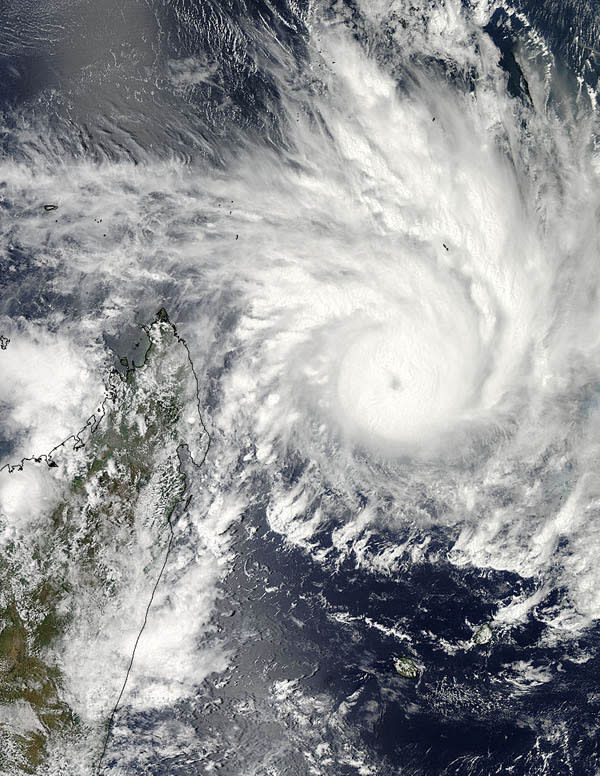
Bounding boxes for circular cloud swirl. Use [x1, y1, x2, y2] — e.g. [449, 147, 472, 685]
[1, 4, 598, 635]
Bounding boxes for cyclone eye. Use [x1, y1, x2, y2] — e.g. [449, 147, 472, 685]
[334, 309, 481, 451]
[389, 374, 403, 391]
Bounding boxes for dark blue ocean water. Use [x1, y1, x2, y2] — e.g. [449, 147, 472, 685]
[2, 1, 600, 774]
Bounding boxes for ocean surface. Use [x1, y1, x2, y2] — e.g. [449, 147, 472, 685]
[1, 1, 600, 774]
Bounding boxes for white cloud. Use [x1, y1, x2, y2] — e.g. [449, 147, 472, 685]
[0, 321, 104, 465]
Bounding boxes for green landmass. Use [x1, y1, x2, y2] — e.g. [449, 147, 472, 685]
[473, 624, 493, 646]
[393, 657, 419, 679]
[0, 312, 207, 773]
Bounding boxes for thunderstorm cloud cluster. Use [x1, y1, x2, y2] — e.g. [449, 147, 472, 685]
[2, 0, 600, 773]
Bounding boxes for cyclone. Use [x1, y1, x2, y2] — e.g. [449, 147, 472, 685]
[2, 0, 600, 774]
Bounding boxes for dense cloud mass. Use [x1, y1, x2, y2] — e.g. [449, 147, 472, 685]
[2, 0, 600, 774]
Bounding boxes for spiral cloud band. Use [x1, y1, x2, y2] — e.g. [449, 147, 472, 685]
[0, 3, 595, 623]
[2, 0, 600, 771]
